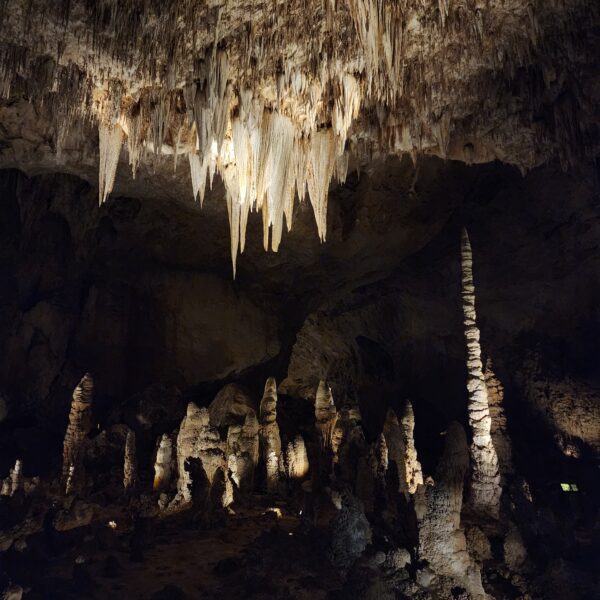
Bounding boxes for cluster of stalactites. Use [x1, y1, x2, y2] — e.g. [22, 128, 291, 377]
[95, 51, 360, 276]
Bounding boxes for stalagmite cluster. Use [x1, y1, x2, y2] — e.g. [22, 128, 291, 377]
[259, 377, 283, 493]
[176, 403, 228, 506]
[61, 373, 94, 494]
[461, 228, 502, 519]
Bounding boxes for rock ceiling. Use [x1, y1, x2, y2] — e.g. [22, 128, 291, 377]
[0, 0, 599, 272]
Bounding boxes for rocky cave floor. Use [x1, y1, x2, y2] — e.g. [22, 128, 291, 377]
[1, 157, 600, 600]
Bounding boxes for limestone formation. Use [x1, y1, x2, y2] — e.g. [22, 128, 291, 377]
[226, 411, 259, 493]
[123, 429, 137, 492]
[484, 358, 514, 477]
[460, 228, 502, 519]
[328, 490, 372, 571]
[61, 373, 94, 494]
[209, 383, 256, 428]
[315, 381, 338, 452]
[1, 1, 597, 276]
[400, 401, 423, 495]
[282, 435, 310, 481]
[176, 403, 229, 506]
[259, 377, 282, 493]
[0, 460, 23, 498]
[418, 422, 486, 599]
[153, 434, 174, 492]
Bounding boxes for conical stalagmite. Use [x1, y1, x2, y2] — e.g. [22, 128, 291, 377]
[401, 400, 423, 494]
[384, 408, 409, 496]
[259, 377, 282, 493]
[418, 422, 486, 599]
[123, 429, 137, 492]
[1, 459, 23, 497]
[227, 411, 259, 493]
[461, 228, 502, 519]
[315, 380, 338, 451]
[484, 358, 514, 478]
[62, 373, 94, 494]
[283, 434, 310, 481]
[153, 433, 173, 492]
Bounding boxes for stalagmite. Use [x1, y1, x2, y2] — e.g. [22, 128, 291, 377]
[259, 377, 282, 493]
[384, 408, 409, 496]
[401, 401, 424, 494]
[98, 122, 123, 205]
[123, 429, 137, 492]
[176, 403, 228, 506]
[226, 411, 259, 493]
[461, 228, 502, 519]
[62, 373, 94, 494]
[315, 380, 338, 451]
[153, 433, 173, 492]
[484, 358, 514, 477]
[418, 422, 486, 599]
[1, 459, 23, 497]
[283, 434, 310, 481]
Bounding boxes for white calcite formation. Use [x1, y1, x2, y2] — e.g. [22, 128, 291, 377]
[400, 400, 424, 494]
[176, 403, 228, 506]
[123, 429, 137, 492]
[484, 358, 514, 477]
[418, 422, 486, 599]
[315, 380, 338, 452]
[227, 411, 259, 493]
[61, 373, 94, 494]
[259, 377, 283, 493]
[461, 228, 502, 519]
[153, 433, 174, 492]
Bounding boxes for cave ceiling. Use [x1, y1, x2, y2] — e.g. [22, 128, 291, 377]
[0, 0, 599, 273]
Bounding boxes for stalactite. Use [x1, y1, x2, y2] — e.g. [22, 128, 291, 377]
[123, 429, 137, 492]
[62, 373, 94, 494]
[460, 228, 502, 519]
[259, 377, 282, 493]
[98, 122, 123, 205]
[153, 433, 174, 492]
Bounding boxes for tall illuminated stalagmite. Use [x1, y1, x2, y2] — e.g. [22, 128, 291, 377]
[153, 433, 173, 492]
[259, 377, 282, 493]
[460, 228, 502, 518]
[61, 373, 94, 494]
